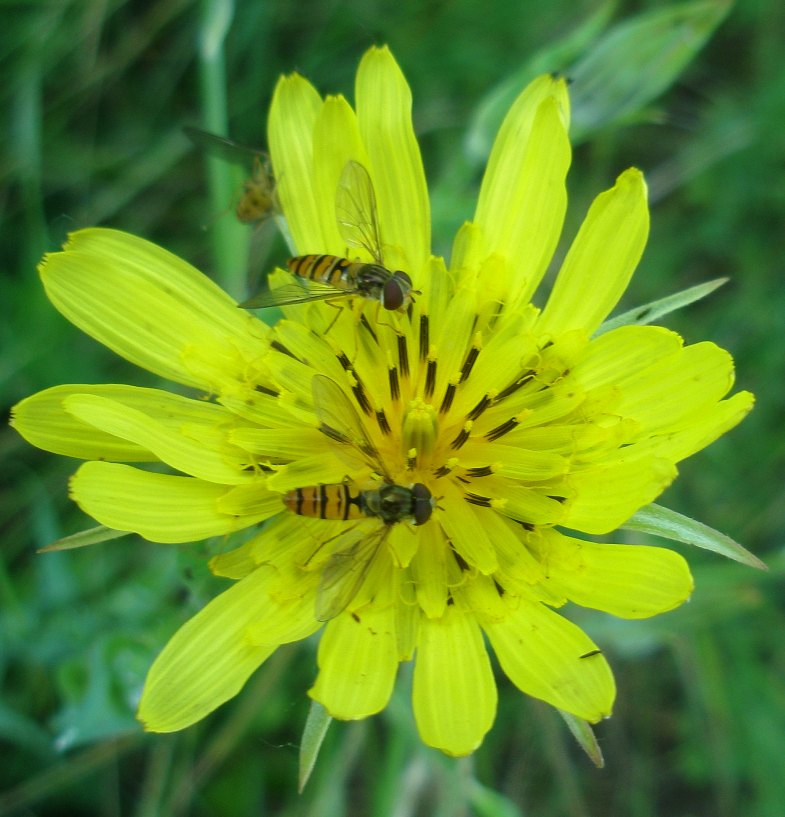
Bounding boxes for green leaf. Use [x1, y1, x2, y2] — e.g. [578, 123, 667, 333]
[623, 504, 767, 570]
[557, 709, 605, 768]
[569, 0, 734, 142]
[38, 525, 131, 552]
[298, 700, 333, 793]
[595, 277, 727, 335]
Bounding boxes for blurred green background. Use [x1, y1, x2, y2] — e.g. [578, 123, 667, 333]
[2, 0, 783, 815]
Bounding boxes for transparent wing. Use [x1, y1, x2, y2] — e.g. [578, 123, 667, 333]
[316, 523, 390, 621]
[311, 374, 387, 477]
[240, 281, 350, 309]
[335, 160, 384, 264]
[183, 126, 267, 165]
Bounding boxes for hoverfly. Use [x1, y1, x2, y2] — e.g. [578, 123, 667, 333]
[285, 375, 434, 620]
[183, 126, 277, 225]
[240, 160, 415, 312]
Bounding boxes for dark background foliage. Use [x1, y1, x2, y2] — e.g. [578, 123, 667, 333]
[2, 1, 783, 815]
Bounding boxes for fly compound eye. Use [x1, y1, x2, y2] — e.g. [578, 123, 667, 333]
[411, 483, 433, 526]
[381, 278, 404, 311]
[381, 271, 412, 311]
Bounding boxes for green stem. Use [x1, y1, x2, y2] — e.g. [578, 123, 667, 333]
[196, 0, 248, 298]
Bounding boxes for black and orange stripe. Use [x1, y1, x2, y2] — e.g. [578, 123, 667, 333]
[287, 255, 360, 290]
[283, 484, 363, 521]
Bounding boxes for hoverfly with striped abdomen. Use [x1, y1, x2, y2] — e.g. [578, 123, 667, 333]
[240, 160, 416, 313]
[183, 126, 277, 226]
[285, 375, 433, 620]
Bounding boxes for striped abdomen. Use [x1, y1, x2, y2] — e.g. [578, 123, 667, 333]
[287, 255, 363, 291]
[284, 484, 364, 521]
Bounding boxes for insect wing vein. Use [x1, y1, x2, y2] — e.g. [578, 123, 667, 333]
[241, 281, 349, 309]
[335, 160, 384, 264]
[311, 375, 387, 476]
[316, 524, 390, 621]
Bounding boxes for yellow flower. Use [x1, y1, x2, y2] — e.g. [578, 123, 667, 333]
[11, 46, 753, 756]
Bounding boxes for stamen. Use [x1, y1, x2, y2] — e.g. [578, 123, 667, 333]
[424, 358, 437, 398]
[419, 314, 429, 361]
[465, 492, 492, 507]
[467, 393, 491, 421]
[485, 417, 518, 441]
[388, 366, 400, 402]
[360, 314, 378, 343]
[352, 381, 373, 416]
[466, 465, 493, 478]
[439, 382, 456, 414]
[376, 409, 391, 435]
[450, 421, 473, 450]
[496, 371, 534, 402]
[254, 384, 279, 397]
[452, 549, 471, 572]
[459, 333, 482, 382]
[271, 340, 298, 360]
[397, 334, 409, 378]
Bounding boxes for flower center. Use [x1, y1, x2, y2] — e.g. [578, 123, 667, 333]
[401, 397, 439, 464]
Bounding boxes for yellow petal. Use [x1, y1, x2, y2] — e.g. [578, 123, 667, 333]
[539, 531, 694, 618]
[265, 454, 348, 493]
[538, 168, 649, 337]
[410, 522, 449, 618]
[615, 341, 736, 431]
[11, 384, 157, 461]
[210, 513, 333, 579]
[437, 481, 498, 573]
[637, 390, 755, 463]
[228, 426, 327, 458]
[563, 455, 676, 534]
[309, 604, 398, 719]
[575, 325, 683, 390]
[459, 441, 568, 481]
[484, 598, 615, 721]
[41, 229, 264, 389]
[245, 566, 323, 646]
[267, 73, 325, 252]
[355, 46, 430, 274]
[70, 462, 270, 542]
[413, 604, 497, 755]
[138, 569, 279, 731]
[474, 75, 570, 306]
[63, 394, 250, 484]
[311, 95, 369, 256]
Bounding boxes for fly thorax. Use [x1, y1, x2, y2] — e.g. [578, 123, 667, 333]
[366, 484, 417, 524]
[355, 264, 392, 299]
[401, 398, 438, 466]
